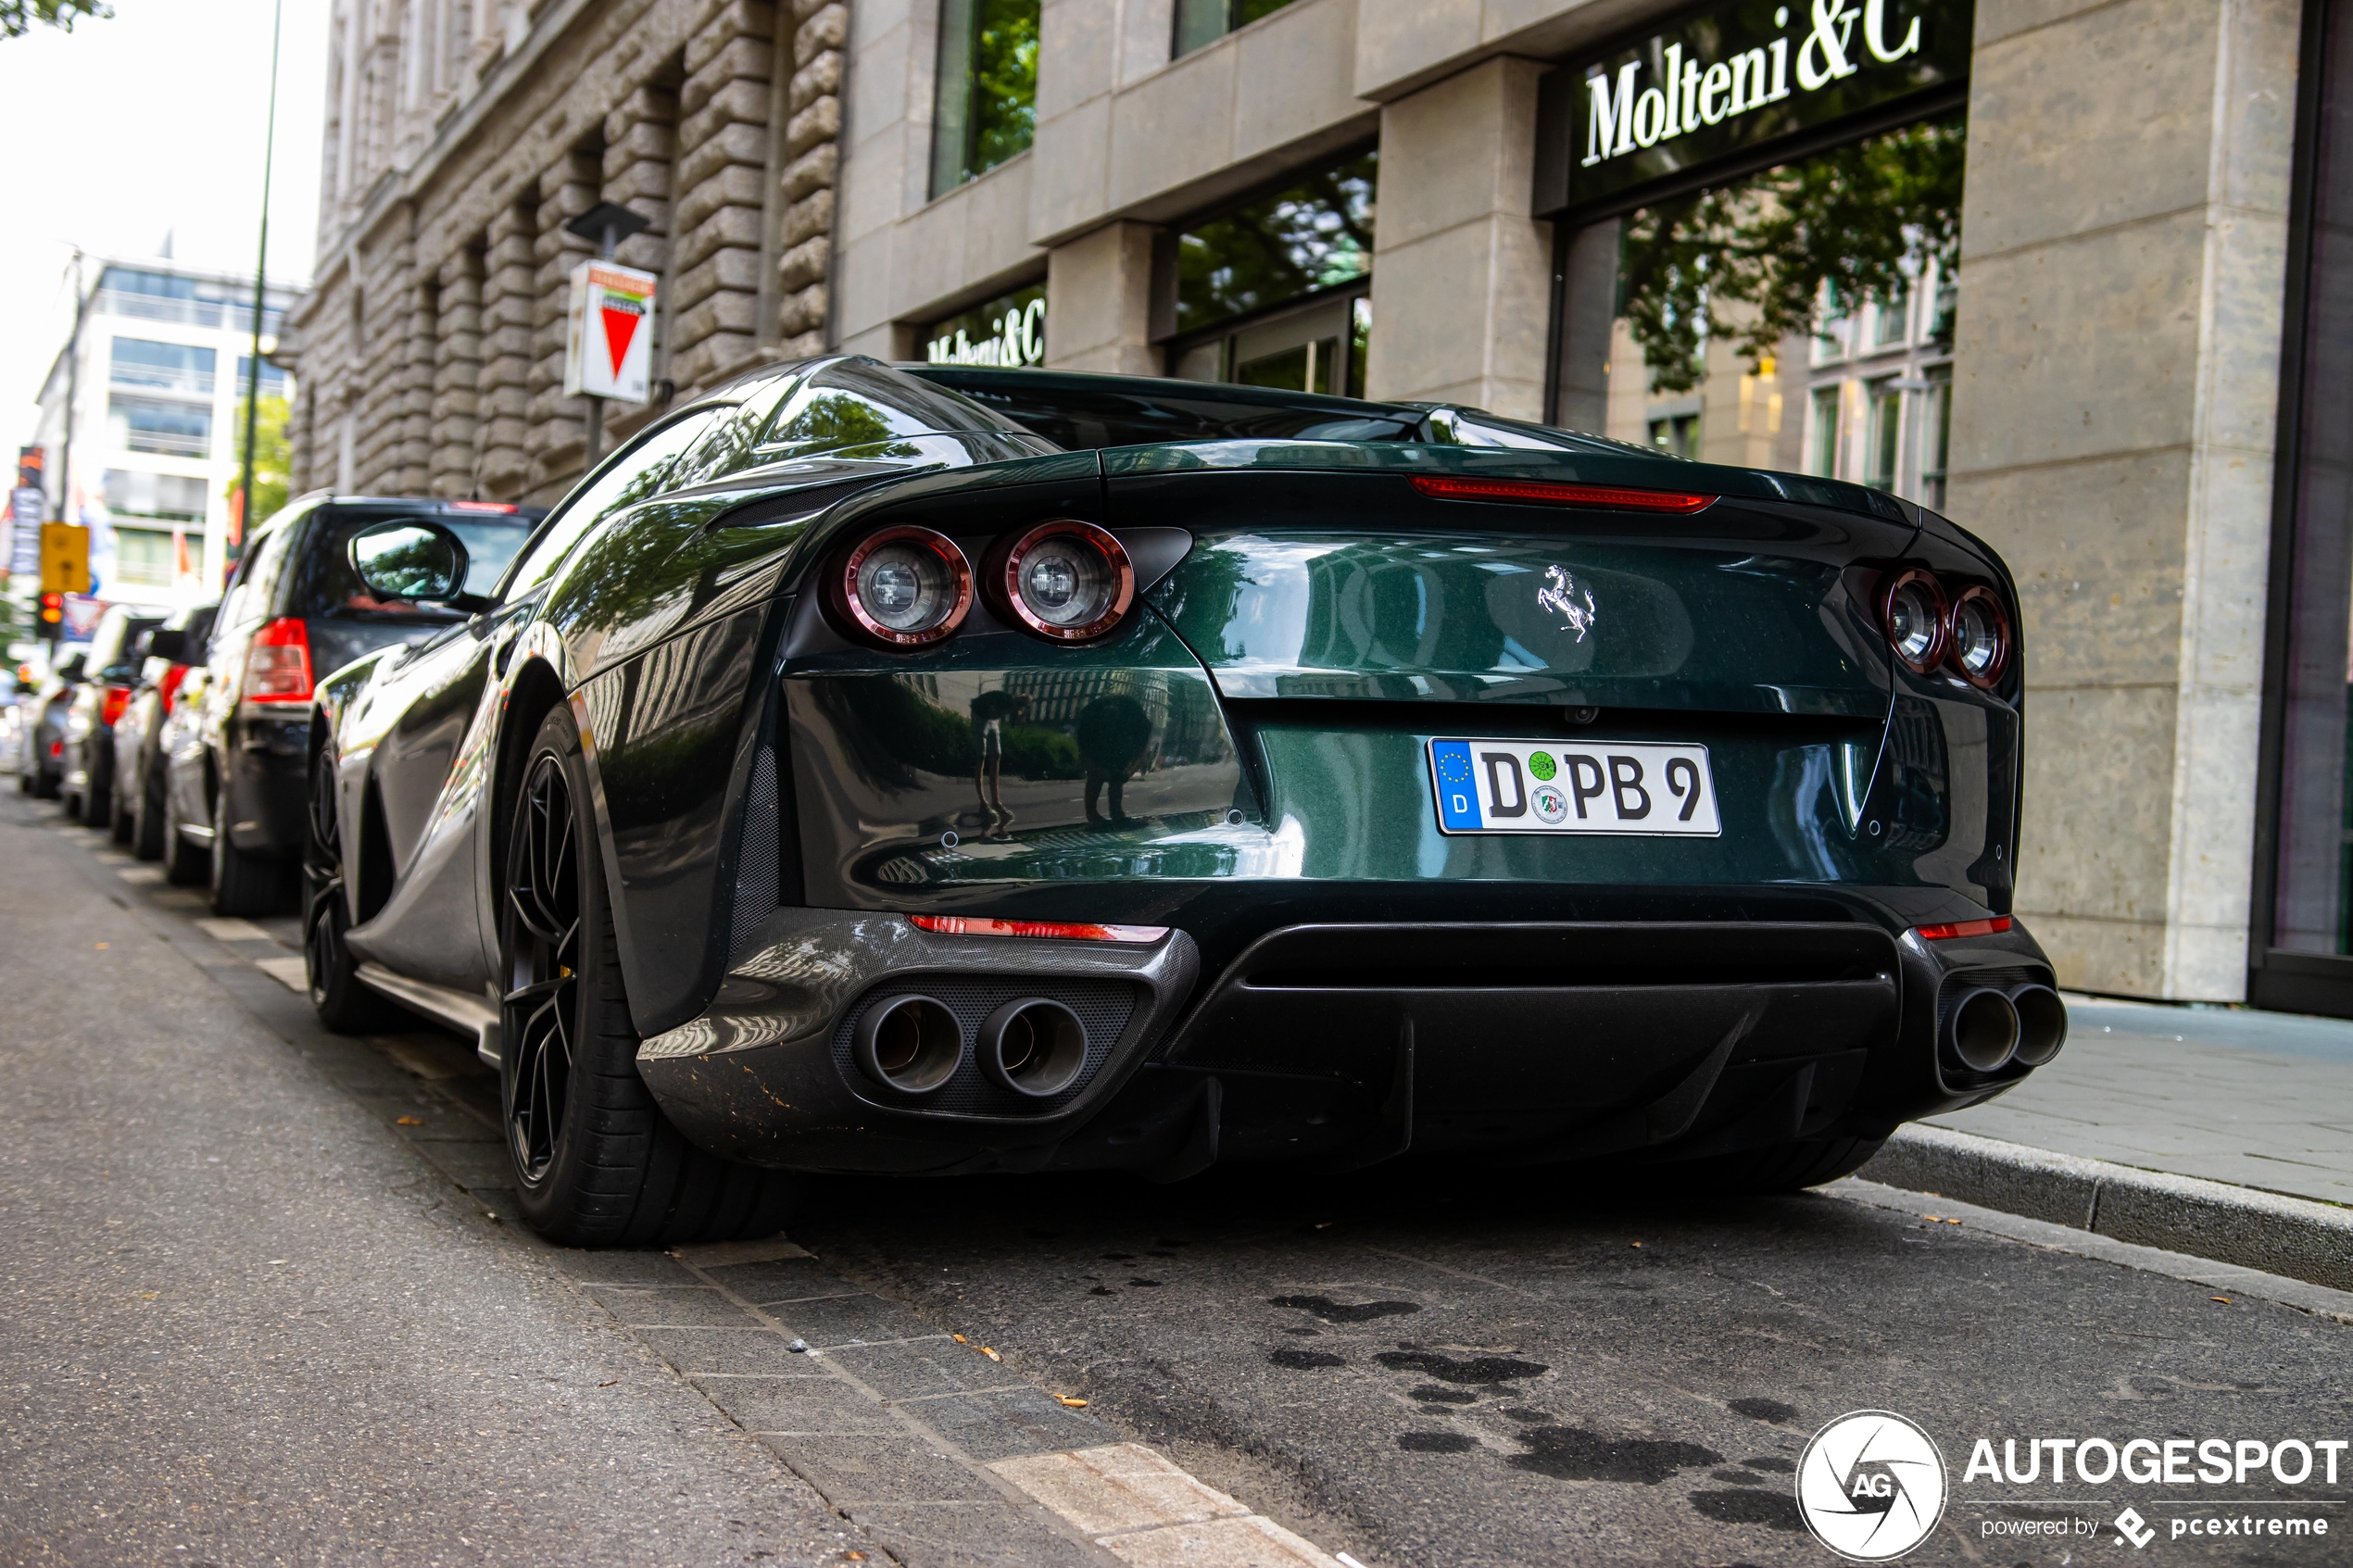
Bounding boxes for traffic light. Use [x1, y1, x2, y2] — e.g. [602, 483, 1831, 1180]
[38, 592, 63, 632]
[39, 522, 89, 596]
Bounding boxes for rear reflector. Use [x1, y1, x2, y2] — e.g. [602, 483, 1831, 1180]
[447, 500, 521, 513]
[1916, 916, 2013, 941]
[909, 915, 1168, 944]
[1410, 473, 1715, 513]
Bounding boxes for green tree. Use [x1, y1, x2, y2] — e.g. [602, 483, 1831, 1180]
[1, 0, 109, 37]
[1617, 115, 1966, 394]
[227, 395, 291, 527]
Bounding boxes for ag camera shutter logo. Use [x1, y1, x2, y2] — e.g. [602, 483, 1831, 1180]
[1796, 1410, 1949, 1560]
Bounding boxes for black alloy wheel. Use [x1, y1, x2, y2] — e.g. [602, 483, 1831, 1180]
[303, 748, 381, 1033]
[497, 704, 797, 1246]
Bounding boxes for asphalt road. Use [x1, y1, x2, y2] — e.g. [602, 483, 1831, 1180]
[4, 784, 2348, 1567]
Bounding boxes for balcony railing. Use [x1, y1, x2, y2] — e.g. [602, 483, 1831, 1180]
[95, 289, 286, 337]
[121, 431, 211, 458]
[111, 368, 216, 397]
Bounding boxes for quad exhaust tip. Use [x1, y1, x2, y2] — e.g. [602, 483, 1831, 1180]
[853, 994, 963, 1094]
[979, 998, 1088, 1098]
[2008, 983, 2068, 1066]
[1946, 987, 2020, 1073]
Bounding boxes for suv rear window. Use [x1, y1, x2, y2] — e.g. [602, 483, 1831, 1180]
[291, 508, 533, 620]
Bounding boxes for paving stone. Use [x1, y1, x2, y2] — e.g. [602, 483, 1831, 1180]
[845, 1500, 1106, 1568]
[587, 1284, 765, 1327]
[820, 1336, 1005, 1400]
[701, 1256, 850, 1303]
[769, 1290, 934, 1347]
[635, 1324, 800, 1374]
[698, 1374, 903, 1434]
[760, 1432, 1000, 1503]
[545, 1248, 706, 1286]
[915, 1386, 1115, 1462]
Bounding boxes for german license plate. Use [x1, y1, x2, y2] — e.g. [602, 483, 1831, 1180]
[1428, 738, 1721, 836]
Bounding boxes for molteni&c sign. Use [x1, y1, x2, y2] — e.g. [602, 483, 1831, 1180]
[1533, 0, 1970, 218]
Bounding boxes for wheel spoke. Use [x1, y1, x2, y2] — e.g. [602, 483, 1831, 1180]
[503, 748, 588, 1185]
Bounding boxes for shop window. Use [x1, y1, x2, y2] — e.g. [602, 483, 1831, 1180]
[1808, 387, 1842, 478]
[1648, 412, 1700, 458]
[924, 283, 1047, 367]
[1865, 378, 1903, 491]
[1174, 0, 1296, 56]
[930, 0, 1039, 197]
[1166, 148, 1376, 396]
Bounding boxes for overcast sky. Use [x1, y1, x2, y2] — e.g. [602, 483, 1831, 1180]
[0, 0, 329, 460]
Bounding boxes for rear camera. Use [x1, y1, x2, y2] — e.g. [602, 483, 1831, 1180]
[835, 527, 972, 647]
[994, 521, 1135, 642]
[1881, 569, 1948, 675]
[1948, 585, 2011, 688]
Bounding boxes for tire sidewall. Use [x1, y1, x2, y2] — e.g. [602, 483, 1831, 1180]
[504, 705, 629, 1232]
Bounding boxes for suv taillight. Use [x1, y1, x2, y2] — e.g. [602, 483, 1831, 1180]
[100, 685, 132, 728]
[245, 617, 314, 703]
[158, 665, 190, 710]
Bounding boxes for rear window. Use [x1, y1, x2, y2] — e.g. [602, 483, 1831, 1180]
[907, 368, 1425, 449]
[290, 508, 534, 621]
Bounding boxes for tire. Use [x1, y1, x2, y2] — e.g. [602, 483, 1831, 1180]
[209, 784, 281, 916]
[162, 776, 208, 884]
[304, 746, 386, 1032]
[132, 755, 167, 859]
[109, 761, 136, 844]
[1680, 1135, 1888, 1194]
[82, 753, 112, 830]
[500, 705, 797, 1247]
[31, 763, 58, 800]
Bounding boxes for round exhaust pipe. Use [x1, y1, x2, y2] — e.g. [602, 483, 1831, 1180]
[1945, 988, 2020, 1073]
[978, 998, 1088, 1098]
[853, 994, 963, 1094]
[2007, 984, 2069, 1066]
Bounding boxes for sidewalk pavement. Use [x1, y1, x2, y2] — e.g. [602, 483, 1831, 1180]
[1857, 992, 2353, 1295]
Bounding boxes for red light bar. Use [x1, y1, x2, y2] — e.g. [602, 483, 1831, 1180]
[1410, 473, 1714, 513]
[909, 915, 1168, 944]
[447, 500, 521, 513]
[1916, 916, 2013, 941]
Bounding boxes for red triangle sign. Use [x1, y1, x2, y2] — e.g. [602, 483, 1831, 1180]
[600, 306, 641, 376]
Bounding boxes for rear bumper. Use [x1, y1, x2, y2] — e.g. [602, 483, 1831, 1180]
[637, 903, 2056, 1176]
[222, 713, 310, 856]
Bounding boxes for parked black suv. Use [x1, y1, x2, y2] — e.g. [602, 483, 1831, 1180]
[166, 494, 542, 914]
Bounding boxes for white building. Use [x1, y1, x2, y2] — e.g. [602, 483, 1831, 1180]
[28, 257, 301, 612]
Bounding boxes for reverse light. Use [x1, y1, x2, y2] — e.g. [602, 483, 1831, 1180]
[244, 616, 315, 703]
[1916, 916, 2013, 941]
[833, 526, 972, 647]
[1880, 569, 1949, 675]
[100, 685, 132, 729]
[1947, 584, 2011, 688]
[1410, 474, 1715, 513]
[909, 915, 1168, 944]
[991, 520, 1135, 643]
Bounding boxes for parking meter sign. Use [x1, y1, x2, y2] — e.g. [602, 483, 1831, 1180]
[563, 260, 658, 404]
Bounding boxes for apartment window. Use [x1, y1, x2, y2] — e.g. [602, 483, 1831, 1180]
[104, 469, 210, 521]
[1919, 367, 1953, 508]
[109, 395, 211, 458]
[1809, 386, 1843, 478]
[1174, 0, 1295, 56]
[113, 525, 176, 585]
[1813, 283, 1851, 364]
[1872, 292, 1909, 348]
[111, 337, 216, 396]
[930, 0, 1039, 197]
[1864, 378, 1903, 491]
[234, 355, 290, 399]
[1647, 412, 1700, 458]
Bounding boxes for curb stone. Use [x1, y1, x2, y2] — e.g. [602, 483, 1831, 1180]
[1857, 1123, 2353, 1294]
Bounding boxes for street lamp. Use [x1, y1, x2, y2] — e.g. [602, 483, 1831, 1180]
[233, 0, 285, 573]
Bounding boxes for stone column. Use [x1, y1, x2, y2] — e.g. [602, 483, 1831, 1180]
[777, 0, 844, 356]
[429, 245, 484, 497]
[1362, 56, 1551, 415]
[528, 150, 600, 499]
[1947, 0, 2300, 1000]
[671, 0, 776, 393]
[477, 200, 537, 499]
[396, 273, 436, 495]
[1044, 220, 1158, 374]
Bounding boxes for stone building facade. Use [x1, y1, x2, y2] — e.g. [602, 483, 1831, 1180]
[283, 0, 849, 508]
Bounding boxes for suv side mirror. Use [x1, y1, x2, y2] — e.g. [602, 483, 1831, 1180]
[350, 521, 479, 608]
[145, 628, 188, 664]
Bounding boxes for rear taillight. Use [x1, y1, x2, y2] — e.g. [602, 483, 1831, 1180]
[158, 665, 189, 709]
[1917, 917, 2013, 940]
[100, 685, 132, 728]
[908, 915, 1168, 943]
[989, 521, 1135, 643]
[1879, 570, 1949, 675]
[1946, 585, 2011, 688]
[245, 617, 314, 703]
[1411, 474, 1716, 512]
[830, 527, 973, 647]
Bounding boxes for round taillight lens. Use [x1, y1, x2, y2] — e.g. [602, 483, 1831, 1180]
[1881, 569, 1949, 675]
[1948, 584, 2010, 687]
[996, 521, 1135, 642]
[835, 526, 972, 646]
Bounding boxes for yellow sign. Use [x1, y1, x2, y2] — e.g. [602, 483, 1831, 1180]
[40, 522, 89, 596]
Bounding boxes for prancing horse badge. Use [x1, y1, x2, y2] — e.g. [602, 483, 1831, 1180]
[1538, 565, 1597, 642]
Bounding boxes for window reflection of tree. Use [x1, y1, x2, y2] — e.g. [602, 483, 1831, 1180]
[1617, 116, 1964, 395]
[1176, 152, 1378, 334]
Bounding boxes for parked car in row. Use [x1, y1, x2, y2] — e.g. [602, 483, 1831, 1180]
[109, 602, 217, 857]
[59, 605, 170, 827]
[16, 652, 85, 800]
[159, 495, 541, 914]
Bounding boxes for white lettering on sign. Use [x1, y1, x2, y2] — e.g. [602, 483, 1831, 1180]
[1578, 0, 1921, 169]
[926, 296, 1046, 368]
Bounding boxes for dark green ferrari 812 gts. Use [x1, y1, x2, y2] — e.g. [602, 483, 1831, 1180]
[305, 355, 2062, 1245]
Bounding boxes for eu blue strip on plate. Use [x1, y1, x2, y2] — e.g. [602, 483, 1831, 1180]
[1429, 739, 1482, 831]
